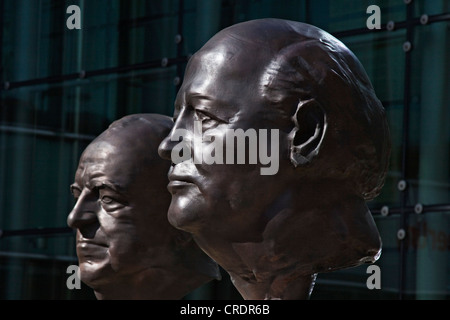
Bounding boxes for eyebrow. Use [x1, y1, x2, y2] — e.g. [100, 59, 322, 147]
[69, 183, 81, 192]
[93, 181, 124, 193]
[75, 180, 126, 195]
[177, 89, 234, 124]
[189, 92, 213, 102]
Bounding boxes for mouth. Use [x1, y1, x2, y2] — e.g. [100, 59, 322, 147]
[76, 240, 108, 259]
[167, 179, 196, 193]
[77, 240, 108, 248]
[167, 172, 198, 192]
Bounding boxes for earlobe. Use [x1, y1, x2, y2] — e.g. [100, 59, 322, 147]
[289, 99, 327, 167]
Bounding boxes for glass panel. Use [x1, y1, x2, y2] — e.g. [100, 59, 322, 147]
[0, 235, 95, 299]
[83, 0, 178, 69]
[407, 21, 450, 206]
[0, 130, 83, 230]
[0, 67, 177, 231]
[1, 1, 80, 82]
[406, 212, 450, 299]
[341, 30, 406, 208]
[309, 0, 406, 33]
[312, 214, 401, 299]
[1, 0, 179, 83]
[1, 67, 177, 131]
[414, 0, 450, 18]
[182, 0, 224, 55]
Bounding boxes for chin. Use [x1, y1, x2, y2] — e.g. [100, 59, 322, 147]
[167, 197, 204, 233]
[78, 259, 113, 288]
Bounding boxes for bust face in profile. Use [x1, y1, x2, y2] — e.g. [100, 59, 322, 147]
[159, 19, 391, 299]
[67, 113, 220, 300]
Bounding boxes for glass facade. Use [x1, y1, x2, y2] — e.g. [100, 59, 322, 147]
[0, 0, 449, 300]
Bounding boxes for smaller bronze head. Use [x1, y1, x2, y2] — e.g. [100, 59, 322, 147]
[67, 113, 220, 300]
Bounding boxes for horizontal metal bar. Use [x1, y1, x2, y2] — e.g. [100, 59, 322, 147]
[1, 56, 189, 92]
[0, 227, 73, 239]
[2, 203, 450, 239]
[0, 12, 448, 91]
[0, 124, 97, 141]
[0, 250, 77, 262]
[371, 203, 450, 216]
[334, 12, 450, 38]
[315, 277, 449, 296]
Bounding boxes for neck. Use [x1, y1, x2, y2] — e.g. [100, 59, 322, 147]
[93, 239, 221, 300]
[193, 184, 381, 300]
[230, 271, 317, 300]
[93, 267, 214, 300]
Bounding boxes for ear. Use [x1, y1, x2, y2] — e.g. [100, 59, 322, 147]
[289, 99, 327, 167]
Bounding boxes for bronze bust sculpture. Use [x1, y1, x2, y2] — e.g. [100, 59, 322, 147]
[159, 19, 391, 299]
[67, 113, 220, 300]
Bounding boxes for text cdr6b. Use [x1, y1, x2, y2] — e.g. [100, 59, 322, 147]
[224, 305, 269, 315]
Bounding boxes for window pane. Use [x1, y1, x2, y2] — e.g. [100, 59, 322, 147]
[414, 0, 450, 18]
[341, 30, 406, 208]
[407, 212, 450, 299]
[309, 0, 406, 33]
[312, 214, 402, 299]
[407, 21, 450, 206]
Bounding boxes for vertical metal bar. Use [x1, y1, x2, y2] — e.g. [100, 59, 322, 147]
[398, 1, 414, 300]
[176, 0, 184, 93]
[0, 0, 3, 83]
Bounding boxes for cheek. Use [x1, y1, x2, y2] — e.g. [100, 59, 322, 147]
[99, 208, 140, 252]
[226, 172, 268, 212]
[168, 185, 205, 231]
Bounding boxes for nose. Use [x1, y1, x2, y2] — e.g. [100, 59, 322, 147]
[158, 107, 192, 162]
[67, 190, 99, 229]
[158, 135, 175, 161]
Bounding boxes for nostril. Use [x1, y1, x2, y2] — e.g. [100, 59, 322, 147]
[67, 209, 98, 229]
[78, 220, 101, 239]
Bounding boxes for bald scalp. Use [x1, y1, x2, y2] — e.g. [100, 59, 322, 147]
[200, 18, 391, 200]
[104, 113, 173, 160]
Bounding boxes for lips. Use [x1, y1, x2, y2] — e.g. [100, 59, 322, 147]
[76, 237, 108, 257]
[167, 174, 196, 193]
[77, 241, 108, 253]
[76, 242, 108, 264]
[168, 172, 195, 183]
[77, 240, 108, 248]
[167, 163, 201, 193]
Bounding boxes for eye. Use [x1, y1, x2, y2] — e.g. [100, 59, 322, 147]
[173, 109, 180, 122]
[195, 109, 219, 131]
[98, 190, 128, 212]
[70, 185, 82, 200]
[195, 110, 211, 121]
[173, 103, 184, 122]
[101, 196, 115, 204]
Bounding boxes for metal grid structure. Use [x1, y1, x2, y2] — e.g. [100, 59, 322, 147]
[0, 0, 449, 299]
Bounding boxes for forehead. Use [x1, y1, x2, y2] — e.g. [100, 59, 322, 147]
[181, 38, 272, 101]
[75, 140, 133, 189]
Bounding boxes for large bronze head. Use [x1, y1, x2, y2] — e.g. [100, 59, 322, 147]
[67, 113, 220, 299]
[159, 19, 391, 299]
